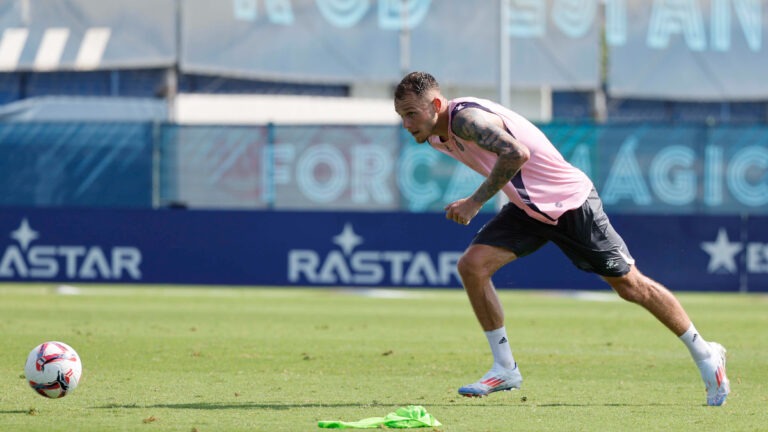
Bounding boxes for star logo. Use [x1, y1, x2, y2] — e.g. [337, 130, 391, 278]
[700, 228, 742, 274]
[10, 218, 39, 251]
[333, 223, 363, 255]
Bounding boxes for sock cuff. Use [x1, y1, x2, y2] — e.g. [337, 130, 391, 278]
[679, 322, 711, 362]
[485, 326, 506, 337]
[485, 326, 514, 369]
[679, 323, 698, 343]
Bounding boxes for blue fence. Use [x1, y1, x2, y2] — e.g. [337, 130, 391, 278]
[0, 208, 765, 292]
[0, 122, 766, 214]
[0, 122, 154, 207]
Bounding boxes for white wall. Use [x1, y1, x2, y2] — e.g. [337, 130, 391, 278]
[173, 94, 401, 125]
[174, 86, 552, 125]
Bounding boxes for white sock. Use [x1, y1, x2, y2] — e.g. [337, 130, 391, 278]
[679, 323, 711, 362]
[485, 326, 515, 370]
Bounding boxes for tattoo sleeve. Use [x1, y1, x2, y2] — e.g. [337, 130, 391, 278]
[451, 108, 529, 204]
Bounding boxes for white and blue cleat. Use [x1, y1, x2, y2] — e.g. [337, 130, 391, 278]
[458, 363, 522, 397]
[697, 342, 730, 406]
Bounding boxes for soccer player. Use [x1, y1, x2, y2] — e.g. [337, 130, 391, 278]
[393, 71, 730, 406]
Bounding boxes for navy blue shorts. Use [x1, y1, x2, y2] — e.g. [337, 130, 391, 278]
[471, 188, 634, 277]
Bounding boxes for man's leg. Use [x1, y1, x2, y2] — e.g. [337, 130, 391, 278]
[603, 266, 730, 406]
[457, 244, 516, 331]
[602, 265, 690, 335]
[455, 244, 522, 397]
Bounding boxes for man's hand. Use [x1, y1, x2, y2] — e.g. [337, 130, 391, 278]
[445, 197, 483, 226]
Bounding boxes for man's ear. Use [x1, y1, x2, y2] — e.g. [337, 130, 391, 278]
[432, 97, 442, 113]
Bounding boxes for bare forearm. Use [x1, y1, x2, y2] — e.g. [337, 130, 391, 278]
[471, 154, 524, 204]
[450, 107, 529, 204]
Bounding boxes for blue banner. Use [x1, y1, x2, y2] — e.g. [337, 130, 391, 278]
[0, 209, 765, 292]
[0, 0, 176, 70]
[593, 125, 768, 214]
[1, 122, 765, 214]
[0, 123, 153, 207]
[181, 0, 599, 88]
[608, 0, 768, 100]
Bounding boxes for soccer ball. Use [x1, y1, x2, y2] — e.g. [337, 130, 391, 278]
[24, 341, 83, 398]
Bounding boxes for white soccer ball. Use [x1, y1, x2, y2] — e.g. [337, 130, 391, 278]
[24, 341, 83, 398]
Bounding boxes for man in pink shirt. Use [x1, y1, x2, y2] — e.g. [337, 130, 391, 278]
[394, 71, 729, 406]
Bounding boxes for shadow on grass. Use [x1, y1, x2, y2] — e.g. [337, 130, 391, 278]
[92, 401, 686, 411]
[95, 402, 439, 411]
[533, 402, 689, 407]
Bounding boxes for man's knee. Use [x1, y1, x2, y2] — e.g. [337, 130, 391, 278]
[457, 252, 485, 280]
[606, 271, 654, 304]
[615, 284, 644, 304]
[457, 245, 516, 283]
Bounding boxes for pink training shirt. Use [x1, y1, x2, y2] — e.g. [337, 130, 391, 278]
[428, 97, 593, 225]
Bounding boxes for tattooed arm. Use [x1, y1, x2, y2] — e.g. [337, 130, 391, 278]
[451, 107, 530, 205]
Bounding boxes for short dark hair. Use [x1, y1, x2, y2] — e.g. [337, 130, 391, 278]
[394, 71, 439, 100]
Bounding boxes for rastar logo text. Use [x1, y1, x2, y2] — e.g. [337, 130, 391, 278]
[288, 223, 461, 286]
[0, 219, 142, 280]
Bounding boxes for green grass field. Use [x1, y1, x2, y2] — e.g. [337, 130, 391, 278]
[0, 284, 766, 431]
